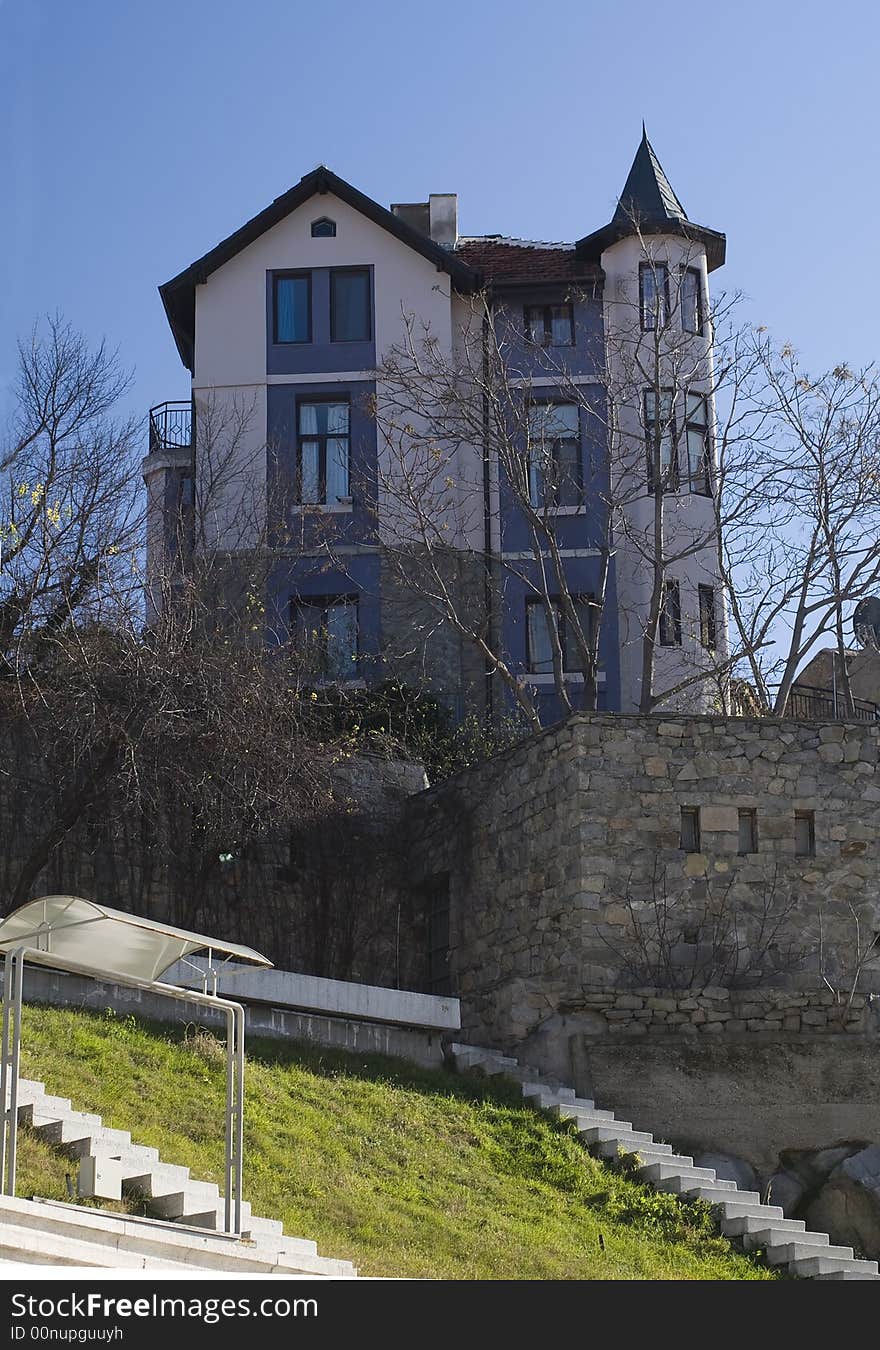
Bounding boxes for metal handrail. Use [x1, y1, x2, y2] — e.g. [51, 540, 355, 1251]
[148, 401, 192, 454]
[788, 682, 879, 722]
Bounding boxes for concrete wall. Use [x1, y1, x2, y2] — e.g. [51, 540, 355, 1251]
[19, 965, 452, 1069]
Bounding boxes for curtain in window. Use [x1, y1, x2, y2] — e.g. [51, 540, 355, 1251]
[332, 272, 369, 341]
[681, 270, 700, 333]
[326, 403, 350, 501]
[298, 403, 320, 504]
[326, 602, 357, 679]
[550, 306, 572, 345]
[528, 604, 558, 673]
[276, 277, 308, 342]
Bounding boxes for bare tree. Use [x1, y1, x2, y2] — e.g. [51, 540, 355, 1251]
[715, 341, 880, 715]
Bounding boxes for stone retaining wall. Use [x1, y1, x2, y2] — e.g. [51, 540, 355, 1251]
[572, 986, 880, 1037]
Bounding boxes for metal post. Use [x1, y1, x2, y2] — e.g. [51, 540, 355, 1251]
[0, 950, 13, 1190]
[234, 1002, 244, 1235]
[6, 950, 23, 1197]
[224, 1006, 234, 1233]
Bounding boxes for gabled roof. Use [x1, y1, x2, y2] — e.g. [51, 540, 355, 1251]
[576, 128, 726, 272]
[160, 166, 482, 372]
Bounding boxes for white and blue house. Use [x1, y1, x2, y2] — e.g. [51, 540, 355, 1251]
[145, 131, 727, 720]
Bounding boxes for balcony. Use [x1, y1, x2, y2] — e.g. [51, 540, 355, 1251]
[787, 682, 879, 723]
[148, 401, 192, 454]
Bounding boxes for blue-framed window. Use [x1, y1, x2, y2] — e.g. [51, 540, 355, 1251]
[330, 269, 371, 342]
[681, 267, 703, 334]
[292, 595, 358, 680]
[527, 402, 582, 508]
[639, 262, 670, 331]
[296, 399, 350, 504]
[526, 595, 597, 673]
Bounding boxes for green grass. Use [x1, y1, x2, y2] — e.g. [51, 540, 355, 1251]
[14, 1004, 776, 1281]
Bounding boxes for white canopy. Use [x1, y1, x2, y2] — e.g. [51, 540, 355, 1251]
[0, 895, 272, 985]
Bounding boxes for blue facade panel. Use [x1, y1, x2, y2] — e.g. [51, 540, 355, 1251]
[266, 552, 382, 676]
[266, 268, 376, 376]
[266, 380, 378, 552]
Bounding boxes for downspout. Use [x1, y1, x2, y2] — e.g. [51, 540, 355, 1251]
[481, 305, 495, 720]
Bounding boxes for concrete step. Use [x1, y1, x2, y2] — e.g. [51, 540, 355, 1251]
[521, 1084, 577, 1105]
[742, 1227, 828, 1254]
[788, 1253, 879, 1278]
[811, 1268, 880, 1280]
[638, 1161, 718, 1186]
[722, 1215, 806, 1240]
[29, 1115, 107, 1144]
[703, 1197, 785, 1221]
[122, 1161, 193, 1197]
[150, 1181, 221, 1222]
[40, 1123, 132, 1155]
[0, 1196, 354, 1275]
[19, 1099, 77, 1126]
[766, 1240, 855, 1267]
[594, 1139, 675, 1163]
[549, 1103, 616, 1125]
[660, 1175, 739, 1198]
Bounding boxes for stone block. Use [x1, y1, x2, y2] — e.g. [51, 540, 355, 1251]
[699, 806, 740, 832]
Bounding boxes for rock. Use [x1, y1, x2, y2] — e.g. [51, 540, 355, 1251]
[780, 1143, 865, 1190]
[764, 1169, 805, 1216]
[694, 1152, 757, 1193]
[807, 1145, 880, 1259]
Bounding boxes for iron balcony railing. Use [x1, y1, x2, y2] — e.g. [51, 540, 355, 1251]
[148, 401, 192, 454]
[787, 682, 879, 723]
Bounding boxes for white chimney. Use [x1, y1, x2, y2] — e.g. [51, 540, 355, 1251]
[428, 194, 458, 248]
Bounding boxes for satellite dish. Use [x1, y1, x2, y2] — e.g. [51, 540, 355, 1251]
[853, 597, 880, 650]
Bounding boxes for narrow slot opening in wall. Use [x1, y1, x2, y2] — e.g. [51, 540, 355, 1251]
[794, 810, 816, 857]
[680, 806, 700, 853]
[737, 808, 758, 855]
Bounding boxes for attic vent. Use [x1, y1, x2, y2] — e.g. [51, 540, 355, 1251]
[311, 217, 336, 238]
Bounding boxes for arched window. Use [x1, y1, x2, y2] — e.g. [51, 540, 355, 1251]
[311, 217, 336, 238]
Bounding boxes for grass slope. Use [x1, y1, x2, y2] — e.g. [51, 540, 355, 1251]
[15, 1005, 775, 1281]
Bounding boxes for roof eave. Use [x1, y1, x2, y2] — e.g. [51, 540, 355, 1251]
[575, 218, 726, 272]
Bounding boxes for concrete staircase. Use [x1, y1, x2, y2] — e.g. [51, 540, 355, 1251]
[4, 1077, 356, 1274]
[449, 1043, 880, 1282]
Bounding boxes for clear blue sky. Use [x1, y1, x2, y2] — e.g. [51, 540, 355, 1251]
[1, 0, 877, 434]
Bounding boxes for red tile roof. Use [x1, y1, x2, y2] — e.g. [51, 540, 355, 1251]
[455, 237, 602, 286]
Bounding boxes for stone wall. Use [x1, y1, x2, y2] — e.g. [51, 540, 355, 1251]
[405, 712, 880, 1050]
[569, 986, 880, 1038]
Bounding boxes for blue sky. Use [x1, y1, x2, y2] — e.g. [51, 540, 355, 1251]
[1, 0, 877, 431]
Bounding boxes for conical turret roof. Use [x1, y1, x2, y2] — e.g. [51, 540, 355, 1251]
[576, 128, 725, 271]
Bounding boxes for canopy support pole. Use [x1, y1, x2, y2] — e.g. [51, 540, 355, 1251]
[0, 947, 24, 1196]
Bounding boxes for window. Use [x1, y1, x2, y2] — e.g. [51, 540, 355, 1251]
[311, 217, 336, 238]
[274, 273, 311, 343]
[659, 579, 682, 646]
[681, 267, 703, 335]
[524, 303, 574, 347]
[526, 595, 597, 674]
[292, 597, 358, 680]
[685, 393, 712, 496]
[699, 585, 718, 651]
[680, 807, 700, 852]
[296, 400, 350, 504]
[644, 389, 678, 493]
[330, 269, 370, 342]
[795, 810, 816, 857]
[639, 262, 670, 330]
[738, 808, 758, 855]
[527, 403, 581, 508]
